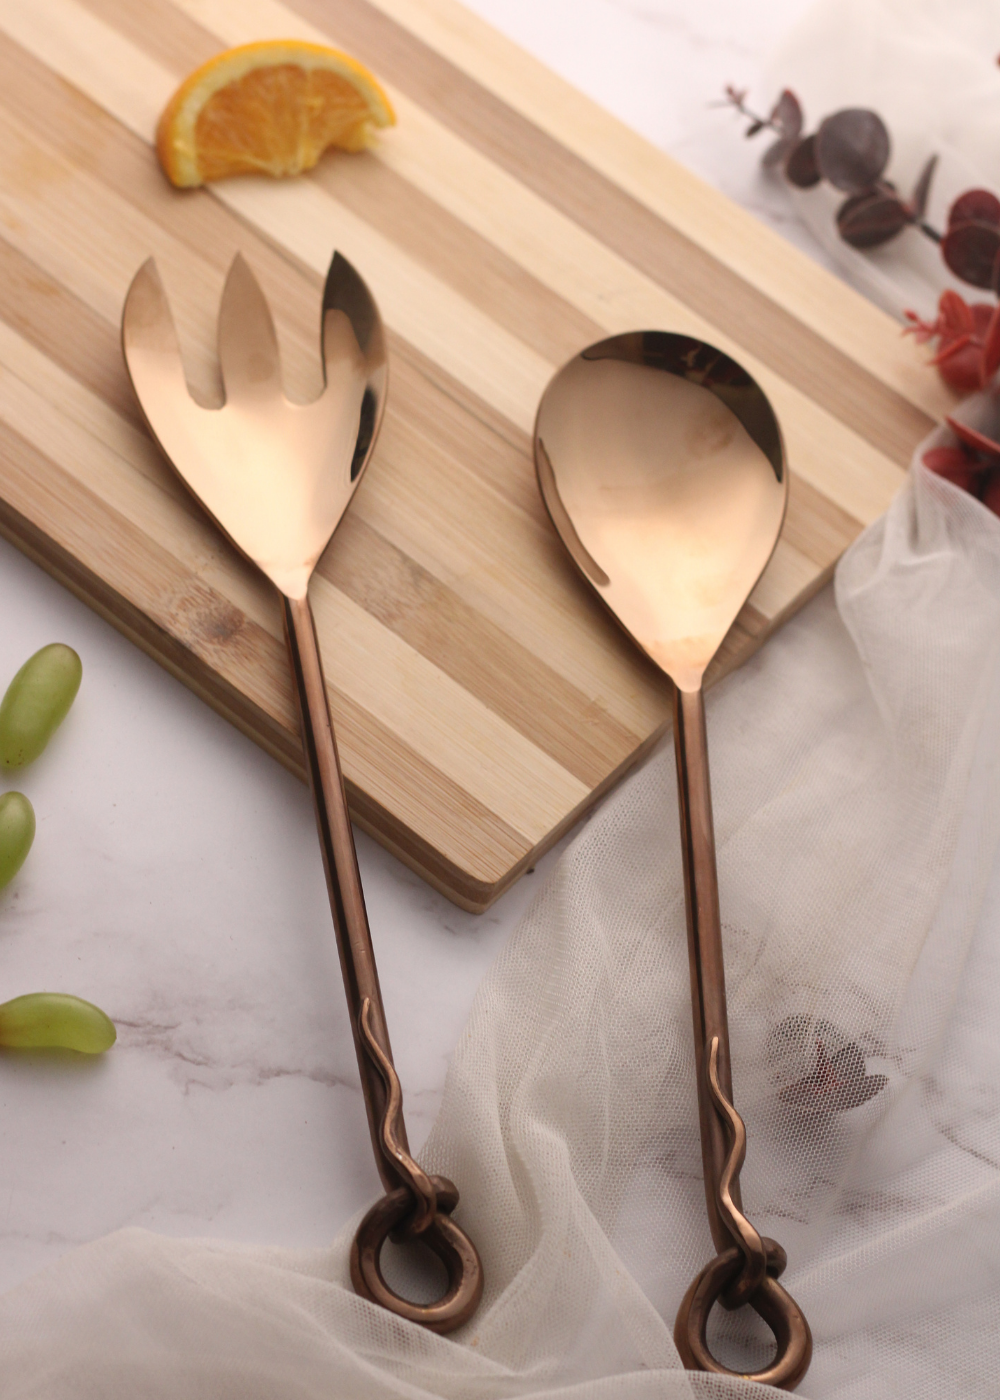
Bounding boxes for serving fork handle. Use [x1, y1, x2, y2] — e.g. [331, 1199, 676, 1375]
[283, 593, 483, 1333]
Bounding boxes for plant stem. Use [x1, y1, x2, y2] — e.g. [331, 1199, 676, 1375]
[720, 86, 779, 135]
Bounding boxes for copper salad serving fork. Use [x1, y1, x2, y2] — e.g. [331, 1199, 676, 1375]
[122, 250, 482, 1333]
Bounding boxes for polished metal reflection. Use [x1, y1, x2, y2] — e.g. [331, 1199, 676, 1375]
[535, 333, 784, 693]
[535, 331, 811, 1388]
[121, 253, 385, 600]
[122, 252, 482, 1334]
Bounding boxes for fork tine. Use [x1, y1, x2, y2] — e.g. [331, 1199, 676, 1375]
[322, 251, 386, 374]
[121, 258, 192, 413]
[317, 253, 387, 486]
[218, 253, 282, 404]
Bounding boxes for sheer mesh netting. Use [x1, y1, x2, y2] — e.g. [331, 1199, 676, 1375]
[2, 462, 999, 1398]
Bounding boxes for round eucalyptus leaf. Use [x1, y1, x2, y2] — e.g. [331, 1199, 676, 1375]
[815, 109, 890, 192]
[784, 135, 820, 188]
[948, 189, 1000, 230]
[942, 221, 1000, 289]
[836, 188, 910, 248]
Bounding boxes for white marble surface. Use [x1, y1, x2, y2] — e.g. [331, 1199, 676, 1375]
[0, 0, 830, 1297]
[460, 0, 839, 272]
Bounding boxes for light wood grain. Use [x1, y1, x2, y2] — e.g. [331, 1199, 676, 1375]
[0, 0, 946, 909]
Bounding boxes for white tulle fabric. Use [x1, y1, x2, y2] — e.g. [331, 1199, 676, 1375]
[2, 467, 1000, 1400]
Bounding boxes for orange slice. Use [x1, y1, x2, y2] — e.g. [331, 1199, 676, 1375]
[156, 39, 395, 188]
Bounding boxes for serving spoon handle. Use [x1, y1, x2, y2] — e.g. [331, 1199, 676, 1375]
[283, 594, 484, 1333]
[673, 684, 741, 1249]
[672, 683, 811, 1388]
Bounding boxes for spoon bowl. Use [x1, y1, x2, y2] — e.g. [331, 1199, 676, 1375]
[535, 332, 786, 691]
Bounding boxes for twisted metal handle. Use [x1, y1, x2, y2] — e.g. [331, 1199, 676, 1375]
[705, 1036, 766, 1310]
[358, 999, 438, 1236]
[284, 596, 483, 1333]
[672, 686, 811, 1388]
[350, 999, 484, 1333]
[674, 1037, 812, 1389]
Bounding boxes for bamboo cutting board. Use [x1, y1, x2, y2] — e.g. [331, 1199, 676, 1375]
[0, 0, 952, 910]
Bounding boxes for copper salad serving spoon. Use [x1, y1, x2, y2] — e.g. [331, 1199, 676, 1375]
[122, 250, 482, 1334]
[535, 332, 812, 1389]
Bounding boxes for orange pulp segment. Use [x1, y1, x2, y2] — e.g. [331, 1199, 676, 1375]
[156, 39, 395, 188]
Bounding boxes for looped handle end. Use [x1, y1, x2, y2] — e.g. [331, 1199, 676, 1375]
[674, 1238, 812, 1391]
[350, 1175, 484, 1334]
[352, 999, 483, 1332]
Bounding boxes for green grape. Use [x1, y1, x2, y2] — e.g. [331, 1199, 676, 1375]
[0, 993, 116, 1053]
[0, 791, 34, 888]
[0, 643, 82, 769]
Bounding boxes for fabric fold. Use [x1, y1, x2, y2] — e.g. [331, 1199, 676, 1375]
[3, 464, 1000, 1400]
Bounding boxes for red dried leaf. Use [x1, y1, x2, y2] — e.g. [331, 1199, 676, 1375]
[903, 310, 931, 342]
[903, 307, 944, 345]
[923, 445, 980, 493]
[935, 352, 981, 393]
[948, 189, 1000, 229]
[923, 445, 971, 472]
[815, 109, 890, 192]
[980, 304, 1000, 383]
[939, 288, 977, 336]
[971, 302, 998, 337]
[905, 293, 1000, 391]
[982, 467, 1000, 515]
[930, 332, 972, 364]
[945, 414, 1000, 459]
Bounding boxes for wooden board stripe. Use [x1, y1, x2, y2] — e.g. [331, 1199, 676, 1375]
[1, 0, 909, 546]
[280, 0, 943, 448]
[0, 0, 944, 909]
[339, 0, 956, 417]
